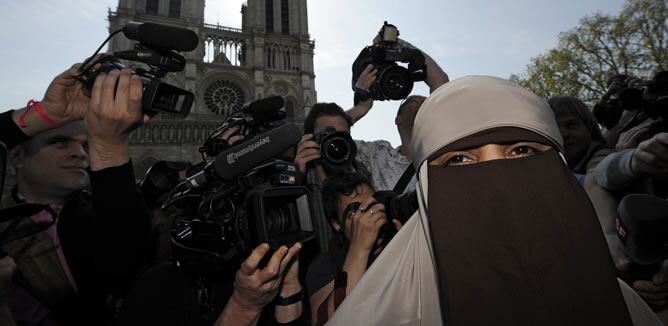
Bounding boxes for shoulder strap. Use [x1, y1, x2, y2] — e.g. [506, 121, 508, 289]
[392, 164, 415, 194]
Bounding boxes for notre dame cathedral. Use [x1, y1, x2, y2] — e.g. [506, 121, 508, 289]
[107, 0, 316, 175]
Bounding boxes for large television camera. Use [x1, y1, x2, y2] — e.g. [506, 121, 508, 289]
[155, 97, 316, 278]
[351, 21, 426, 101]
[75, 22, 198, 118]
[593, 71, 668, 134]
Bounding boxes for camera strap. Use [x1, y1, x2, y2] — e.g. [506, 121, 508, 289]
[392, 164, 415, 194]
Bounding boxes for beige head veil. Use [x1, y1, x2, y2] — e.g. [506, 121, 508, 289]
[326, 76, 658, 325]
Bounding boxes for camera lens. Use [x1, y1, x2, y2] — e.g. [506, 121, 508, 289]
[378, 66, 413, 100]
[324, 137, 351, 164]
[265, 206, 292, 234]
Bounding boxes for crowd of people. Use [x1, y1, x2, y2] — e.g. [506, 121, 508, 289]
[0, 29, 667, 326]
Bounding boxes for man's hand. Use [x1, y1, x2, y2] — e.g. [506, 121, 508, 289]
[280, 249, 301, 295]
[217, 243, 301, 326]
[40, 64, 91, 124]
[12, 63, 91, 136]
[85, 69, 147, 170]
[633, 269, 668, 310]
[231, 243, 301, 310]
[294, 134, 320, 173]
[346, 64, 377, 124]
[275, 247, 302, 324]
[355, 64, 377, 92]
[348, 198, 386, 255]
[630, 132, 668, 177]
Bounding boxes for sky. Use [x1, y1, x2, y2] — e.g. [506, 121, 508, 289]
[0, 0, 627, 146]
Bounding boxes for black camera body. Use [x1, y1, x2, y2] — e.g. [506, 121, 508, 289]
[76, 22, 197, 118]
[171, 159, 314, 278]
[594, 71, 668, 132]
[373, 190, 418, 224]
[160, 97, 314, 278]
[352, 22, 426, 101]
[312, 127, 357, 166]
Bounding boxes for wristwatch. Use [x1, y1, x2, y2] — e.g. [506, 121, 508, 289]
[354, 88, 373, 105]
[275, 289, 303, 306]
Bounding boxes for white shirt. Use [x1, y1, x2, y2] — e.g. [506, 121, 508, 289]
[354, 139, 416, 193]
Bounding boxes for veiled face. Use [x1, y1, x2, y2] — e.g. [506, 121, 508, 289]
[429, 142, 552, 166]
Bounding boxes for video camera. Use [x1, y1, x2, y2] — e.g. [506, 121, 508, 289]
[593, 71, 668, 133]
[352, 21, 426, 101]
[75, 22, 198, 118]
[153, 96, 315, 278]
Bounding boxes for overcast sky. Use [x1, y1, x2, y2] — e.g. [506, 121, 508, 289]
[0, 0, 626, 146]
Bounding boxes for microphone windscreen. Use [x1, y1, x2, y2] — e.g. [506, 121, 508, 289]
[213, 123, 301, 181]
[243, 96, 285, 118]
[617, 194, 668, 264]
[123, 22, 199, 52]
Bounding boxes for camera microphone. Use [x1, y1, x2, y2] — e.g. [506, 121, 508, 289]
[616, 193, 668, 264]
[242, 96, 286, 120]
[186, 123, 301, 189]
[122, 22, 199, 52]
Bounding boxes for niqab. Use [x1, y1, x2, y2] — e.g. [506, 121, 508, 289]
[326, 76, 657, 325]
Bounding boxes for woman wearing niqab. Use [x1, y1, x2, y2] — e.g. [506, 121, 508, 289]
[326, 76, 660, 325]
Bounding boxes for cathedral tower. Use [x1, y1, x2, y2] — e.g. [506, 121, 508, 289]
[108, 0, 316, 173]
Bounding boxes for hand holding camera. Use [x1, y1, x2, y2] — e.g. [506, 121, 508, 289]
[76, 22, 198, 118]
[85, 68, 146, 170]
[230, 243, 301, 309]
[352, 22, 427, 101]
[11, 62, 92, 137]
[630, 132, 668, 177]
[294, 134, 320, 173]
[39, 64, 91, 124]
[348, 198, 387, 255]
[294, 128, 357, 174]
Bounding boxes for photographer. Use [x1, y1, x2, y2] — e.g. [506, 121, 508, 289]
[0, 66, 152, 324]
[294, 33, 448, 192]
[305, 170, 401, 325]
[119, 117, 308, 325]
[119, 242, 304, 325]
[589, 70, 668, 319]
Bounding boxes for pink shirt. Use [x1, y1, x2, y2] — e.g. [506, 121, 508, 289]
[18, 193, 78, 293]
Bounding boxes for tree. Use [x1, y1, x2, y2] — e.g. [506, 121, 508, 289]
[510, 0, 668, 105]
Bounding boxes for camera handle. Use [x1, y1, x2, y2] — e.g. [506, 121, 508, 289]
[305, 169, 331, 252]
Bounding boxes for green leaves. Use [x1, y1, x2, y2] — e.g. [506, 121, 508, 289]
[512, 0, 668, 106]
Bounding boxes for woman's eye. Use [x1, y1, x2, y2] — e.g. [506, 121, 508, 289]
[445, 155, 473, 166]
[510, 145, 536, 157]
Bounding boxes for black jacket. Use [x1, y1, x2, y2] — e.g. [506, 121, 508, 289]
[0, 111, 152, 325]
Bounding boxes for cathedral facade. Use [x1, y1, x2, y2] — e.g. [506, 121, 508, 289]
[108, 0, 316, 175]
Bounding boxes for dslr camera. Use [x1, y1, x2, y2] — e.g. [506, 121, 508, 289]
[76, 22, 198, 118]
[312, 127, 357, 167]
[352, 22, 427, 101]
